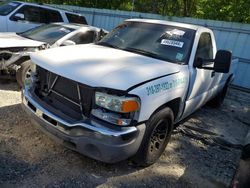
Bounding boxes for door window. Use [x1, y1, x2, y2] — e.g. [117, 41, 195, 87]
[10, 5, 41, 23]
[69, 31, 96, 44]
[10, 5, 63, 23]
[66, 13, 87, 24]
[41, 9, 63, 23]
[0, 2, 21, 16]
[195, 32, 213, 60]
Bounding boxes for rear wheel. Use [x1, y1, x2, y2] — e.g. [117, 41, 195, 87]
[16, 60, 32, 88]
[132, 107, 174, 167]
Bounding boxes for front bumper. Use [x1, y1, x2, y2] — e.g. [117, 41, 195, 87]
[22, 89, 145, 163]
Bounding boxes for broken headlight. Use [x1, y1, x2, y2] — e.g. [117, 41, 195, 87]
[91, 92, 140, 126]
[38, 44, 50, 50]
[24, 63, 37, 88]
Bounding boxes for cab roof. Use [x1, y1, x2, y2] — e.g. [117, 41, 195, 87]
[126, 19, 210, 31]
[12, 1, 81, 16]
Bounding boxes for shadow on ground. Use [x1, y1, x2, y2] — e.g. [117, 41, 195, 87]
[0, 80, 19, 91]
[0, 103, 205, 188]
[0, 87, 249, 187]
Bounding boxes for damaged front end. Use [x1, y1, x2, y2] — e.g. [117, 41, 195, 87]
[22, 65, 145, 163]
[0, 45, 47, 74]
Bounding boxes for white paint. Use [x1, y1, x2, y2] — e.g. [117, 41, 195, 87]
[29, 20, 237, 123]
[129, 69, 189, 121]
[0, 1, 86, 33]
[30, 44, 181, 91]
[0, 33, 45, 48]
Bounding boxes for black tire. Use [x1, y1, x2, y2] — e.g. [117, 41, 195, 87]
[16, 60, 32, 88]
[207, 83, 228, 108]
[242, 144, 250, 160]
[132, 107, 174, 167]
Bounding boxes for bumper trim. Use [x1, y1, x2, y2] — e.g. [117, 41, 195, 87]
[23, 89, 137, 137]
[22, 89, 146, 163]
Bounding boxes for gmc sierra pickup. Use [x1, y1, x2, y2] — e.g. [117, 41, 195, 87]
[22, 19, 237, 166]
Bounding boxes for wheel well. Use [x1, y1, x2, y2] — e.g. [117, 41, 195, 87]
[152, 98, 181, 120]
[15, 56, 30, 66]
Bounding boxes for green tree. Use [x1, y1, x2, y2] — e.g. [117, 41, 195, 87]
[22, 0, 250, 23]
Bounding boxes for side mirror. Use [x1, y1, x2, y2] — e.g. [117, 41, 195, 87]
[61, 40, 76, 46]
[13, 13, 25, 21]
[214, 50, 232, 73]
[194, 50, 232, 73]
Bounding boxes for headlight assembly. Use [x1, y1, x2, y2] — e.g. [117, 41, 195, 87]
[92, 92, 140, 126]
[95, 92, 140, 113]
[91, 109, 133, 126]
[24, 63, 37, 88]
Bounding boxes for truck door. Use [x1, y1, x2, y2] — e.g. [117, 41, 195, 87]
[182, 32, 217, 118]
[7, 5, 63, 33]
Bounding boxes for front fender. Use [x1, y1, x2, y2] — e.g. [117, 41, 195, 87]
[128, 69, 189, 122]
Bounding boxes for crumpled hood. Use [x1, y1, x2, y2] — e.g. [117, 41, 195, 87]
[0, 33, 45, 48]
[30, 44, 181, 90]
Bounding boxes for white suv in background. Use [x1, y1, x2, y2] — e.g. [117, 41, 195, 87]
[0, 1, 88, 32]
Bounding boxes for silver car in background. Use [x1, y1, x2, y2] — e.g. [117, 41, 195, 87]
[0, 23, 108, 85]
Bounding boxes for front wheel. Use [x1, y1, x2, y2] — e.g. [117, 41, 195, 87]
[16, 60, 32, 88]
[132, 107, 174, 167]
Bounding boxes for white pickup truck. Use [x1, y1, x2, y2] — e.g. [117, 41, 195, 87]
[22, 19, 237, 166]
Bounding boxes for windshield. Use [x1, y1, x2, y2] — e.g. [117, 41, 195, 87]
[0, 2, 21, 16]
[19, 24, 75, 44]
[98, 21, 196, 64]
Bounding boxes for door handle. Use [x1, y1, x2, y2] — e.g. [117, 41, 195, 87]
[211, 71, 215, 78]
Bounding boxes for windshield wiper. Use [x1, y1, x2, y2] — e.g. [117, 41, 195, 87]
[97, 41, 120, 49]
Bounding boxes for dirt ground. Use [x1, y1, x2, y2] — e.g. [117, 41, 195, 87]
[0, 81, 249, 188]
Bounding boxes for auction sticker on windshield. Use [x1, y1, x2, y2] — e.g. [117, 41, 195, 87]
[166, 29, 185, 36]
[161, 39, 184, 48]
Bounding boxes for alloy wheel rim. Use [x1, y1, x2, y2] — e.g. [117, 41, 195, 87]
[149, 119, 169, 154]
[25, 69, 32, 80]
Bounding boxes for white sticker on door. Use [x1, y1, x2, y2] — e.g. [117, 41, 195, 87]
[161, 39, 184, 48]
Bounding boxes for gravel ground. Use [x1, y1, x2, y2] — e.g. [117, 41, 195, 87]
[0, 81, 249, 188]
